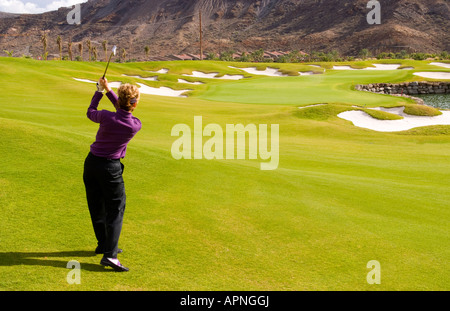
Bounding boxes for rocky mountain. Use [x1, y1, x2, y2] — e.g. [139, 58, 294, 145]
[0, 0, 448, 60]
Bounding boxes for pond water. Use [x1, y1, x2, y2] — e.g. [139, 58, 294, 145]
[415, 94, 450, 110]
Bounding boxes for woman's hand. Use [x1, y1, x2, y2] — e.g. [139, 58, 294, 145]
[99, 78, 112, 93]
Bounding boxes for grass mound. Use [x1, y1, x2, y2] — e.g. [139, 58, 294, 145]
[362, 108, 404, 120]
[295, 103, 353, 120]
[398, 125, 450, 136]
[403, 104, 443, 116]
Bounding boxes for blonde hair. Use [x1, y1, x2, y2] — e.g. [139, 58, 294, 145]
[117, 83, 140, 112]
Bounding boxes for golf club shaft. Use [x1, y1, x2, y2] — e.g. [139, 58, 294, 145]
[102, 52, 114, 79]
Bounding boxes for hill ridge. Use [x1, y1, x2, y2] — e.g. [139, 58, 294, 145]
[0, 0, 448, 60]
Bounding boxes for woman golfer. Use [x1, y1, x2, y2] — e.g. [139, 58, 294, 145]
[83, 78, 141, 272]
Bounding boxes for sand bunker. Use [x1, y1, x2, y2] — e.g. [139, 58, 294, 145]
[338, 106, 450, 132]
[74, 78, 97, 83]
[229, 66, 289, 77]
[122, 74, 158, 81]
[229, 66, 320, 76]
[136, 83, 189, 98]
[73, 78, 189, 97]
[147, 68, 169, 74]
[182, 71, 244, 80]
[430, 62, 450, 69]
[298, 71, 315, 75]
[177, 79, 204, 85]
[413, 72, 450, 80]
[73, 78, 122, 88]
[217, 74, 245, 80]
[332, 66, 359, 70]
[333, 64, 402, 70]
[298, 104, 328, 109]
[366, 64, 402, 70]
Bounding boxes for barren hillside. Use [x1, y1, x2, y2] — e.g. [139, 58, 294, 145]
[0, 0, 448, 60]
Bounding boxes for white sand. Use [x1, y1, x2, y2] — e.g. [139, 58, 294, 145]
[365, 64, 401, 70]
[108, 82, 123, 88]
[333, 64, 402, 70]
[147, 68, 169, 74]
[230, 66, 319, 76]
[73, 78, 189, 97]
[73, 78, 122, 88]
[219, 74, 245, 80]
[298, 104, 328, 109]
[122, 74, 158, 81]
[338, 106, 450, 132]
[430, 62, 450, 69]
[136, 83, 189, 97]
[74, 78, 96, 84]
[183, 71, 219, 79]
[182, 71, 244, 80]
[177, 79, 204, 85]
[413, 72, 450, 80]
[229, 66, 289, 77]
[332, 65, 358, 70]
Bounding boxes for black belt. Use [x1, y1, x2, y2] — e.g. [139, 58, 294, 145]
[88, 152, 120, 162]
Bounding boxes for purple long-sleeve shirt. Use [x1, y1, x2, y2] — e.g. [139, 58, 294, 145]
[87, 90, 142, 159]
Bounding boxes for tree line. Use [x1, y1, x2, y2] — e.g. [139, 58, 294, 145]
[37, 33, 140, 62]
[3, 32, 449, 63]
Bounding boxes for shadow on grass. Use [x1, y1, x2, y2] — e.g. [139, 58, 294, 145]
[0, 250, 112, 272]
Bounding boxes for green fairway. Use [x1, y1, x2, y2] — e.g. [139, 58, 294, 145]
[0, 57, 449, 291]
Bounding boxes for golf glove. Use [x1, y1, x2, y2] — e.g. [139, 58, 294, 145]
[96, 82, 105, 93]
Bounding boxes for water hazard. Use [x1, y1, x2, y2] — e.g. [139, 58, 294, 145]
[415, 94, 450, 110]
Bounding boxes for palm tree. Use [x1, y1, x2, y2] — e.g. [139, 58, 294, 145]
[102, 40, 108, 62]
[56, 35, 62, 60]
[220, 50, 235, 62]
[206, 52, 217, 60]
[92, 46, 98, 61]
[78, 42, 83, 61]
[144, 45, 150, 60]
[238, 52, 250, 62]
[86, 39, 92, 62]
[68, 40, 73, 61]
[251, 49, 265, 62]
[121, 48, 126, 63]
[359, 49, 370, 60]
[3, 50, 13, 57]
[41, 32, 48, 60]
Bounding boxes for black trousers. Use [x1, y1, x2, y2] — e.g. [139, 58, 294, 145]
[83, 152, 126, 258]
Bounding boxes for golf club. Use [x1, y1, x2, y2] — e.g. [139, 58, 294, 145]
[102, 45, 117, 79]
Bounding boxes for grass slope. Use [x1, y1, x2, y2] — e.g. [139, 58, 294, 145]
[0, 58, 449, 291]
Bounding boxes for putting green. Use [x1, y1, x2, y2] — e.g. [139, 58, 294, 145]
[0, 57, 449, 291]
